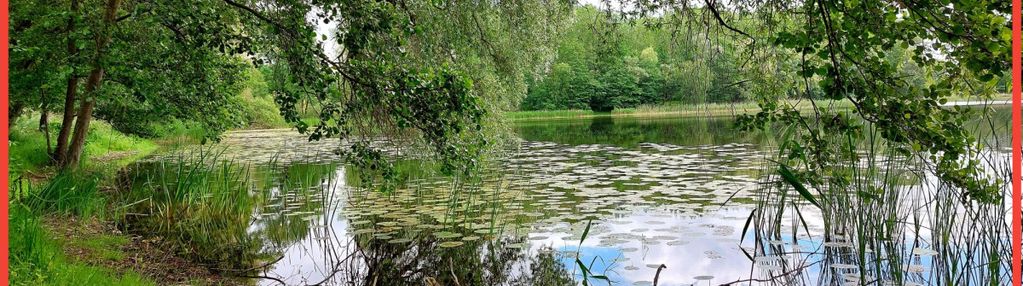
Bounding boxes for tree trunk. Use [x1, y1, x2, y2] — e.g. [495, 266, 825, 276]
[54, 0, 81, 164]
[39, 91, 52, 156]
[62, 0, 121, 169]
[64, 90, 95, 169]
[54, 77, 79, 163]
[9, 103, 24, 127]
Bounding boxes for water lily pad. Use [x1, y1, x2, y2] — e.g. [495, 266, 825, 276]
[389, 238, 413, 244]
[666, 240, 689, 246]
[505, 243, 528, 249]
[352, 229, 375, 235]
[905, 264, 926, 273]
[434, 231, 462, 239]
[439, 241, 465, 248]
[831, 264, 858, 270]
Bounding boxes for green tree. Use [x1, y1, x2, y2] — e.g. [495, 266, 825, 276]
[10, 0, 258, 168]
[11, 0, 571, 172]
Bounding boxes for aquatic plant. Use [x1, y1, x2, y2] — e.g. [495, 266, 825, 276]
[115, 148, 262, 270]
[743, 106, 1012, 285]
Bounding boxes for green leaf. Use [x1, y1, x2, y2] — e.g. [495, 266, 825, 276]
[740, 208, 756, 242]
[778, 164, 821, 209]
[580, 219, 593, 243]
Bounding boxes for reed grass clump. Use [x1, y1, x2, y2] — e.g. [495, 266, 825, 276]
[16, 172, 105, 217]
[745, 108, 1012, 285]
[115, 149, 262, 270]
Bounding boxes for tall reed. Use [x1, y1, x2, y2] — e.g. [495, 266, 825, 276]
[743, 106, 1012, 285]
[115, 148, 262, 270]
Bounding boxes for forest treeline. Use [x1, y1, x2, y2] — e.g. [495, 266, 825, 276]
[521, 6, 747, 111]
[520, 5, 1011, 112]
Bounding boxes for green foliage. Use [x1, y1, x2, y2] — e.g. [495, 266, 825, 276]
[233, 69, 287, 129]
[777, 163, 821, 209]
[521, 5, 753, 111]
[728, 0, 1010, 202]
[258, 0, 569, 177]
[10, 0, 260, 141]
[12, 0, 569, 179]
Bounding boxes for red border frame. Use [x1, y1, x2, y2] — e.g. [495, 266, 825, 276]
[2, 0, 10, 283]
[1010, 0, 1018, 281]
[1013, 0, 1022, 282]
[0, 1, 1017, 286]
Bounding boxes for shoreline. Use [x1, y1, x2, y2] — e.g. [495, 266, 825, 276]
[506, 99, 1013, 122]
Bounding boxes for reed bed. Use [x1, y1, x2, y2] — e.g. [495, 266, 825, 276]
[743, 107, 1012, 285]
[115, 148, 262, 269]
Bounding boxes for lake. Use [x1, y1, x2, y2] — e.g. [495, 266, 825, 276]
[125, 110, 1013, 286]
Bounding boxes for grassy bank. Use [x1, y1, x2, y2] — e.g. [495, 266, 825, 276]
[9, 115, 161, 180]
[9, 205, 154, 286]
[506, 96, 1012, 122]
[8, 115, 164, 286]
[7, 113, 267, 286]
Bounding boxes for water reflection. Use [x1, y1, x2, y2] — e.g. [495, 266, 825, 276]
[237, 116, 779, 285]
[124, 112, 1012, 285]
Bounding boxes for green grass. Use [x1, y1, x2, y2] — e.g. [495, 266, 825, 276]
[147, 120, 212, 146]
[7, 114, 176, 286]
[6, 95, 297, 284]
[68, 234, 130, 262]
[9, 205, 155, 286]
[8, 113, 159, 178]
[17, 172, 104, 217]
[749, 116, 1013, 284]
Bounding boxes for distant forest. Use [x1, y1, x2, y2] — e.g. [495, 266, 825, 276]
[520, 5, 1012, 112]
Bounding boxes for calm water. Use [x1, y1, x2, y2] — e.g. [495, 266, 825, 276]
[135, 111, 1014, 285]
[228, 116, 782, 285]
